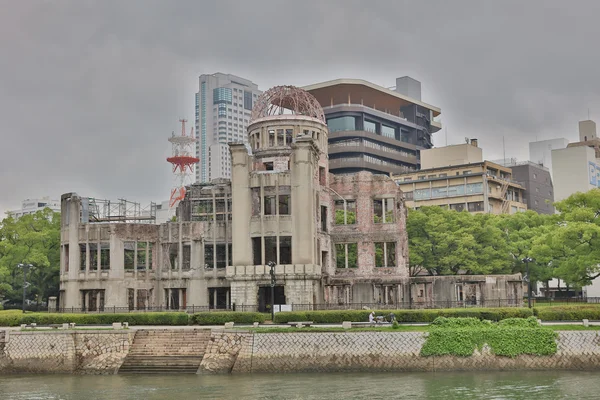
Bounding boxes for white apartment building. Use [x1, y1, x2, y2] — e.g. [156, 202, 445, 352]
[195, 73, 262, 182]
[529, 138, 569, 179]
[551, 120, 600, 202]
[8, 197, 60, 219]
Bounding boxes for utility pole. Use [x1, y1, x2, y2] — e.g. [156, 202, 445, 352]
[268, 261, 276, 322]
[18, 264, 34, 313]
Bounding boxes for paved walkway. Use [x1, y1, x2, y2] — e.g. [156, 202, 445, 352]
[3, 321, 599, 331]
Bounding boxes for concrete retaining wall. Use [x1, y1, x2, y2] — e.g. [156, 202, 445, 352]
[208, 330, 600, 374]
[2, 329, 600, 374]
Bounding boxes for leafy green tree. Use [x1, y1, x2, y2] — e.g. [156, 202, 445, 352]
[531, 189, 600, 287]
[0, 209, 60, 305]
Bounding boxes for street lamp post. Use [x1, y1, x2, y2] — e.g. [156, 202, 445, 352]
[522, 257, 533, 308]
[268, 261, 276, 322]
[17, 264, 34, 313]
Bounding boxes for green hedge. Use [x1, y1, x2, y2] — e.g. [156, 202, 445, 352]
[0, 312, 189, 327]
[273, 308, 533, 324]
[190, 312, 267, 325]
[421, 317, 557, 357]
[534, 305, 600, 321]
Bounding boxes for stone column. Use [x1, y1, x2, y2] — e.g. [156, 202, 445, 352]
[230, 144, 253, 266]
[290, 138, 317, 265]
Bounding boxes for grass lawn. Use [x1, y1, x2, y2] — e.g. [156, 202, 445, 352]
[546, 325, 600, 331]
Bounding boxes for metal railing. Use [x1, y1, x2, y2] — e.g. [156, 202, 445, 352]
[11, 297, 599, 314]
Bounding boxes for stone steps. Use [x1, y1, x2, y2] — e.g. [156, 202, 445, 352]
[118, 329, 211, 374]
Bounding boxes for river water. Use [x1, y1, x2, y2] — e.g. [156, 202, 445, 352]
[1, 371, 599, 399]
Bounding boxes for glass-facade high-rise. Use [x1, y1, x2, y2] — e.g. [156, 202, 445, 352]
[304, 77, 442, 175]
[195, 73, 262, 182]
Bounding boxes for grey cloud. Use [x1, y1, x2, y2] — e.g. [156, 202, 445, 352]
[1, 0, 599, 214]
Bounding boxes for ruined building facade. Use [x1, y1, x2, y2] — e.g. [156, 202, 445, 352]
[59, 86, 522, 311]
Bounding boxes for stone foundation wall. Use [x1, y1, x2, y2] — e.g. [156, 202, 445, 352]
[208, 330, 600, 374]
[0, 330, 133, 374]
[2, 329, 600, 374]
[198, 330, 252, 374]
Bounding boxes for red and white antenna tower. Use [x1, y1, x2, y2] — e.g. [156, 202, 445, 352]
[167, 119, 199, 207]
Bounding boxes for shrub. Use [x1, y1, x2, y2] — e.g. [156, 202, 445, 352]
[0, 312, 189, 327]
[190, 312, 266, 325]
[534, 305, 600, 321]
[421, 317, 557, 358]
[273, 307, 533, 324]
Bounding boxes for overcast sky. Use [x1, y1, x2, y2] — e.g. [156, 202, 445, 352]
[2, 0, 599, 216]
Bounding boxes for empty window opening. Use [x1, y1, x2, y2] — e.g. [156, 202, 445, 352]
[169, 244, 178, 270]
[137, 242, 148, 270]
[319, 167, 326, 186]
[279, 194, 290, 215]
[124, 242, 135, 270]
[375, 242, 396, 267]
[252, 237, 262, 265]
[321, 205, 328, 232]
[279, 236, 292, 264]
[335, 243, 358, 268]
[264, 162, 274, 171]
[264, 195, 276, 215]
[216, 243, 232, 268]
[209, 287, 229, 309]
[182, 244, 191, 270]
[268, 130, 275, 146]
[373, 198, 395, 223]
[100, 243, 110, 270]
[334, 200, 356, 225]
[80, 244, 87, 271]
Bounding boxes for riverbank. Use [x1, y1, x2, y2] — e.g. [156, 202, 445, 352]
[2, 327, 600, 374]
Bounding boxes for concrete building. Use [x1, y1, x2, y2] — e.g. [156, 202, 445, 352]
[552, 120, 600, 202]
[155, 201, 175, 224]
[59, 86, 521, 312]
[509, 163, 554, 214]
[393, 141, 528, 214]
[195, 73, 262, 183]
[529, 138, 569, 179]
[304, 76, 442, 175]
[499, 161, 555, 215]
[7, 197, 60, 219]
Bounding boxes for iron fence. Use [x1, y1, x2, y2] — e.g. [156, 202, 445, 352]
[9, 297, 600, 314]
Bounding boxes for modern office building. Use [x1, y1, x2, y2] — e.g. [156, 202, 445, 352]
[7, 197, 60, 219]
[304, 76, 441, 175]
[552, 120, 600, 202]
[528, 138, 568, 179]
[195, 73, 262, 182]
[393, 141, 528, 214]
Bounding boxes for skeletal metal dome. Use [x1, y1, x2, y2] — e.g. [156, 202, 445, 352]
[250, 85, 325, 123]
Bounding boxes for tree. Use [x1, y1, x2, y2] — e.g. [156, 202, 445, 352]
[496, 211, 555, 288]
[406, 207, 508, 276]
[531, 189, 600, 287]
[0, 209, 61, 305]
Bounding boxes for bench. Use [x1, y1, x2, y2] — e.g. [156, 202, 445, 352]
[21, 324, 62, 330]
[287, 321, 314, 327]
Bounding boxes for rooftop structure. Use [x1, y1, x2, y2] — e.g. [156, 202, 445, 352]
[304, 77, 442, 175]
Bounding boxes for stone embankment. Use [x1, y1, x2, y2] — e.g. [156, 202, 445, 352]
[2, 329, 600, 374]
